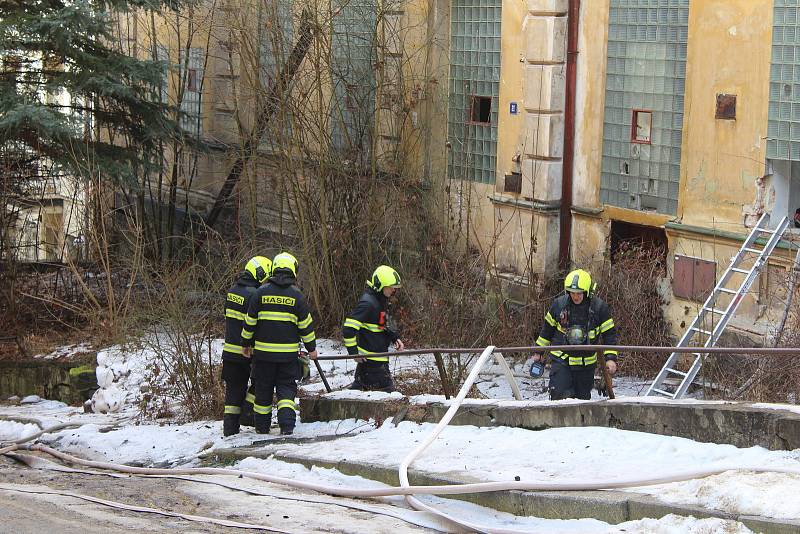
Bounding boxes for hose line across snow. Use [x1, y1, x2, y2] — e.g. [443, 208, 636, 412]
[4, 347, 800, 533]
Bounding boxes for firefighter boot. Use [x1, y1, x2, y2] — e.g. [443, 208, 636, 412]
[223, 414, 241, 437]
[254, 413, 271, 434]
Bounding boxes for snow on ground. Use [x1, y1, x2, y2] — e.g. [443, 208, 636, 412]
[258, 420, 800, 520]
[303, 342, 652, 401]
[0, 420, 39, 441]
[229, 457, 754, 534]
[33, 342, 93, 360]
[3, 337, 800, 532]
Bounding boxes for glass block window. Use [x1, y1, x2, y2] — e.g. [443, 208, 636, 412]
[179, 47, 204, 135]
[330, 0, 377, 165]
[447, 0, 502, 184]
[768, 2, 800, 160]
[600, 0, 689, 215]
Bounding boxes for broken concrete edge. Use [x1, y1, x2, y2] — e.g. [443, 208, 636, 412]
[298, 394, 800, 451]
[208, 446, 800, 533]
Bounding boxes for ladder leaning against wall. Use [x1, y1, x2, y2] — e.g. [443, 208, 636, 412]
[646, 213, 790, 399]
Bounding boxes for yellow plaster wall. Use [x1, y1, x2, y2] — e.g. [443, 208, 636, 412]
[573, 0, 610, 210]
[495, 1, 526, 190]
[678, 0, 773, 230]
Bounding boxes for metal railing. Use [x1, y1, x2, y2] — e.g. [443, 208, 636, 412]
[314, 344, 800, 398]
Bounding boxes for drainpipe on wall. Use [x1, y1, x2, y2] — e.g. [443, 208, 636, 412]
[559, 0, 580, 269]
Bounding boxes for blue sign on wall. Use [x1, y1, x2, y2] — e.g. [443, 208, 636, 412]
[510, 102, 518, 115]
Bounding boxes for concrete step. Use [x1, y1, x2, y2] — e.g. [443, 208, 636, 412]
[208, 445, 800, 534]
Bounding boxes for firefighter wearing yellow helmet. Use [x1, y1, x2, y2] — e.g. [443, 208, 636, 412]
[530, 268, 619, 400]
[343, 265, 405, 392]
[222, 255, 271, 436]
[241, 252, 317, 435]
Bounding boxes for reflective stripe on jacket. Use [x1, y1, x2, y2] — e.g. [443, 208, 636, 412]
[535, 293, 618, 366]
[223, 273, 260, 362]
[342, 288, 399, 362]
[241, 272, 316, 362]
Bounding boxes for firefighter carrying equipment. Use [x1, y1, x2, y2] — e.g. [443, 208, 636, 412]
[343, 285, 400, 363]
[536, 273, 619, 367]
[529, 360, 545, 378]
[297, 352, 311, 383]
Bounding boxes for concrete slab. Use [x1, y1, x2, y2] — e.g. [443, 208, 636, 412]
[300, 395, 800, 450]
[209, 445, 800, 533]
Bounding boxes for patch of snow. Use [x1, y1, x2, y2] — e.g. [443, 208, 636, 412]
[20, 395, 42, 404]
[0, 420, 39, 442]
[34, 342, 93, 360]
[323, 390, 405, 401]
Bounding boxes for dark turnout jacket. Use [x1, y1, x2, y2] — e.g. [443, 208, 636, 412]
[241, 271, 316, 362]
[342, 287, 399, 362]
[535, 294, 619, 367]
[222, 273, 261, 362]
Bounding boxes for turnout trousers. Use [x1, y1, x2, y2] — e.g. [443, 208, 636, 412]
[252, 360, 299, 433]
[548, 358, 595, 400]
[221, 360, 255, 436]
[350, 360, 395, 392]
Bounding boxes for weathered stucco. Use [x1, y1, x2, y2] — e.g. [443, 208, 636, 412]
[678, 0, 774, 230]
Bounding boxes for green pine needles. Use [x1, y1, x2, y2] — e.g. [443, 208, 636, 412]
[0, 0, 189, 184]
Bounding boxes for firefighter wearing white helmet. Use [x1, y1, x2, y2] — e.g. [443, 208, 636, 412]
[241, 252, 317, 435]
[530, 269, 619, 400]
[343, 265, 405, 392]
[222, 255, 271, 437]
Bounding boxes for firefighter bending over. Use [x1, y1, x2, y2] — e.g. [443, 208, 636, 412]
[222, 255, 271, 437]
[530, 269, 619, 400]
[241, 252, 317, 435]
[344, 265, 404, 392]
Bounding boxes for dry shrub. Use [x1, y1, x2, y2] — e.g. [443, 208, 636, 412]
[700, 297, 800, 403]
[133, 258, 238, 421]
[393, 366, 447, 397]
[596, 244, 674, 379]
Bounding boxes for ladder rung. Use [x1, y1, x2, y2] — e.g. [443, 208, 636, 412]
[702, 307, 724, 314]
[731, 268, 751, 274]
[651, 388, 676, 398]
[666, 368, 688, 377]
[717, 288, 736, 294]
[757, 228, 776, 235]
[690, 327, 712, 335]
[742, 247, 762, 254]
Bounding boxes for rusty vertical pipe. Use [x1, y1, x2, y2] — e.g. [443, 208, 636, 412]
[559, 0, 580, 269]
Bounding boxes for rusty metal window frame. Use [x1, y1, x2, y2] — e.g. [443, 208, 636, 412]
[631, 109, 653, 144]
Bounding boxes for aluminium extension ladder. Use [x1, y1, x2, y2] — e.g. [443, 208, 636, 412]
[646, 213, 790, 399]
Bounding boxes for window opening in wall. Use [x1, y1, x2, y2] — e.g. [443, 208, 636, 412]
[715, 93, 736, 120]
[610, 220, 667, 272]
[631, 109, 652, 144]
[470, 95, 492, 124]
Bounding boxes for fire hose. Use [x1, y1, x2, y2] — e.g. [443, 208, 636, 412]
[4, 346, 800, 533]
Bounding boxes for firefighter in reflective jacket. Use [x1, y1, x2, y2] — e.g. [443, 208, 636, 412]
[241, 252, 317, 435]
[222, 256, 271, 437]
[344, 265, 404, 392]
[530, 269, 619, 400]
